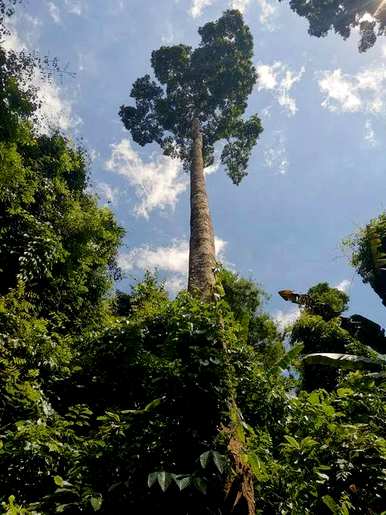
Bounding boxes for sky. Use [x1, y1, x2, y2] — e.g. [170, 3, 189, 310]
[8, 0, 386, 328]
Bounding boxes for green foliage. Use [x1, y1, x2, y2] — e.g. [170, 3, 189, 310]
[120, 9, 262, 184]
[1, 249, 291, 514]
[218, 267, 263, 321]
[291, 312, 353, 391]
[1, 495, 33, 515]
[0, 22, 122, 513]
[265, 379, 386, 513]
[288, 282, 380, 391]
[307, 282, 349, 317]
[218, 268, 283, 363]
[282, 0, 386, 52]
[0, 126, 123, 329]
[346, 212, 386, 306]
[0, 16, 124, 330]
[56, 292, 244, 513]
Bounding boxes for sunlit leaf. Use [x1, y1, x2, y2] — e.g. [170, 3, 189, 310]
[90, 495, 103, 512]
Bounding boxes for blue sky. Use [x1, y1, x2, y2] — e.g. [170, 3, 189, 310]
[9, 0, 386, 327]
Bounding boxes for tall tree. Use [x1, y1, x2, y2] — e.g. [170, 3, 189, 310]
[120, 9, 262, 298]
[281, 0, 386, 52]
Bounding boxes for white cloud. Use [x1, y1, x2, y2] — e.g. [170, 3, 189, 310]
[257, 64, 277, 90]
[256, 0, 278, 30]
[319, 70, 362, 112]
[164, 274, 187, 296]
[2, 20, 26, 53]
[319, 66, 386, 114]
[263, 130, 289, 175]
[190, 0, 213, 18]
[214, 237, 227, 261]
[119, 237, 226, 273]
[189, 0, 278, 27]
[358, 12, 376, 23]
[205, 159, 220, 175]
[273, 307, 300, 331]
[2, 13, 41, 51]
[119, 240, 189, 274]
[35, 79, 80, 133]
[2, 16, 79, 134]
[190, 0, 249, 18]
[47, 2, 61, 23]
[105, 139, 187, 218]
[335, 279, 351, 293]
[231, 0, 250, 13]
[319, 65, 386, 146]
[118, 237, 227, 295]
[105, 139, 219, 218]
[257, 62, 305, 115]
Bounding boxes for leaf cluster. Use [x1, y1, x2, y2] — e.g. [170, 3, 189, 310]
[345, 212, 386, 306]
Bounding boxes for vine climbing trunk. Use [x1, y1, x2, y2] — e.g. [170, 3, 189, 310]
[188, 118, 216, 298]
[220, 334, 256, 515]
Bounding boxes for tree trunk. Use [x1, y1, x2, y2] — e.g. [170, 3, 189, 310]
[188, 118, 216, 298]
[188, 120, 255, 513]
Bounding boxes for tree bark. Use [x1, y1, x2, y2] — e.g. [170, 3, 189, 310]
[188, 118, 216, 298]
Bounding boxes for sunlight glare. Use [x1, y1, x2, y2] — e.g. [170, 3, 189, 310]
[375, 0, 386, 16]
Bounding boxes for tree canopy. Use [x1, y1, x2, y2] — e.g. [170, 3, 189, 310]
[119, 9, 262, 185]
[282, 0, 386, 52]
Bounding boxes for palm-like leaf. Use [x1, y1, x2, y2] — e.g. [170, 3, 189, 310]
[303, 353, 384, 372]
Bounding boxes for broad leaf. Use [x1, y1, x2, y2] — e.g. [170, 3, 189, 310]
[90, 496, 103, 512]
[212, 451, 226, 474]
[199, 450, 211, 469]
[174, 475, 191, 491]
[322, 495, 338, 514]
[157, 471, 173, 492]
[303, 353, 384, 372]
[283, 435, 301, 450]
